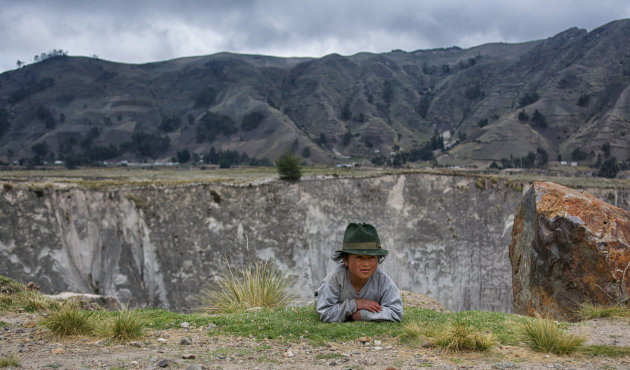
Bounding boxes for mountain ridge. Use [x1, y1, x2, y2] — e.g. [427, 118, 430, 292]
[1, 19, 629, 167]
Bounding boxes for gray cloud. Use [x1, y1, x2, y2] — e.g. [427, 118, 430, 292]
[1, 0, 629, 72]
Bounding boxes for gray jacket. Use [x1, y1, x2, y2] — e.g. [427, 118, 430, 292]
[316, 264, 404, 322]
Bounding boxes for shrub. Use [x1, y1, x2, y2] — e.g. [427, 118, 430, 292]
[276, 152, 302, 181]
[40, 304, 95, 337]
[521, 317, 585, 355]
[197, 260, 296, 314]
[98, 309, 146, 343]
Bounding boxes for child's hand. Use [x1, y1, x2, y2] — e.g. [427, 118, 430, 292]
[356, 299, 382, 313]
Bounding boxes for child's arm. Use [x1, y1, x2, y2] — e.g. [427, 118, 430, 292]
[316, 280, 357, 322]
[357, 277, 404, 322]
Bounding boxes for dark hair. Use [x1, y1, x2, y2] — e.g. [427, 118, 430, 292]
[331, 251, 386, 264]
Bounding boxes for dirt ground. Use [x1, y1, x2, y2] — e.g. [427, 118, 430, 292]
[1, 293, 630, 369]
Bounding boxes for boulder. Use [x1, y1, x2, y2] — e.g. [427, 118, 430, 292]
[510, 182, 630, 320]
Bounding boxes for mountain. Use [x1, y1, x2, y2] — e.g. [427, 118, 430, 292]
[1, 19, 630, 167]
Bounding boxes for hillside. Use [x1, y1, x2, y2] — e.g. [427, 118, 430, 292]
[1, 19, 630, 167]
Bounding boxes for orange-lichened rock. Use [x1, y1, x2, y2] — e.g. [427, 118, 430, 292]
[510, 182, 630, 320]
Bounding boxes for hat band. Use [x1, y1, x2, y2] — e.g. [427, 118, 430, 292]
[342, 242, 381, 250]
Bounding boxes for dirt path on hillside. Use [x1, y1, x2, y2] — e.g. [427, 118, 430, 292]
[1, 294, 629, 369]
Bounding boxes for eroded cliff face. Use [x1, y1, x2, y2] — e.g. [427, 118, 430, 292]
[1, 173, 628, 312]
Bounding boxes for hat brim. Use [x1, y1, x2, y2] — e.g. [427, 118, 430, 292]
[336, 248, 388, 256]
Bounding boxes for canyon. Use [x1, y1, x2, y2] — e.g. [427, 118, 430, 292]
[1, 171, 629, 312]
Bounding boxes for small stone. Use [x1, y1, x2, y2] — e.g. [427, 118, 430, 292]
[373, 346, 383, 351]
[185, 365, 205, 370]
[129, 341, 142, 348]
[181, 353, 196, 359]
[358, 336, 371, 343]
[285, 350, 294, 357]
[181, 321, 190, 328]
[329, 359, 338, 366]
[157, 358, 169, 367]
[51, 347, 65, 354]
[158, 337, 167, 343]
[374, 339, 382, 345]
[180, 337, 192, 345]
[206, 323, 217, 330]
[131, 360, 138, 365]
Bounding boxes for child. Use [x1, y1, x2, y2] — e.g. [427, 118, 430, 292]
[316, 223, 404, 322]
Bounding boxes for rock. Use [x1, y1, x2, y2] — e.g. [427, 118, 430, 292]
[180, 337, 192, 345]
[205, 323, 217, 330]
[374, 339, 382, 345]
[51, 347, 65, 354]
[180, 322, 190, 328]
[181, 354, 196, 359]
[45, 292, 121, 311]
[157, 358, 169, 367]
[358, 336, 371, 343]
[158, 338, 167, 343]
[510, 182, 630, 320]
[185, 365, 206, 370]
[129, 341, 142, 348]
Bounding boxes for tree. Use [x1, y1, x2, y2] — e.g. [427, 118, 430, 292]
[531, 110, 547, 128]
[276, 152, 302, 182]
[602, 142, 611, 158]
[176, 149, 191, 163]
[301, 146, 311, 158]
[518, 110, 529, 122]
[598, 157, 619, 178]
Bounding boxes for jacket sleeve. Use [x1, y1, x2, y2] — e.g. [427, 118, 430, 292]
[359, 277, 404, 322]
[316, 279, 357, 323]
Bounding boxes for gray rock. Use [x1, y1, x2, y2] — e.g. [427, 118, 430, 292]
[180, 337, 192, 345]
[157, 358, 169, 367]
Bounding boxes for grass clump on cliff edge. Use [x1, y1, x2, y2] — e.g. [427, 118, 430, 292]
[197, 260, 296, 314]
[0, 275, 59, 313]
[521, 317, 586, 355]
[575, 301, 630, 320]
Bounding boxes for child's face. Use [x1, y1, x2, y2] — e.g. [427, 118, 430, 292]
[343, 254, 378, 281]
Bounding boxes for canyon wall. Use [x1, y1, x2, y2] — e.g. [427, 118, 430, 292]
[1, 173, 628, 312]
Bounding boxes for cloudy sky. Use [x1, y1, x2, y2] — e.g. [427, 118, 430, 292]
[1, 0, 630, 73]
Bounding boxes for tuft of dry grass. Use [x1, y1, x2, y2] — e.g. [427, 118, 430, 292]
[197, 260, 296, 314]
[575, 302, 630, 321]
[40, 303, 95, 337]
[401, 318, 497, 353]
[97, 309, 147, 343]
[0, 354, 19, 367]
[431, 319, 497, 353]
[521, 317, 586, 355]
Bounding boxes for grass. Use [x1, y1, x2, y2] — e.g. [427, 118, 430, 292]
[401, 314, 499, 352]
[520, 317, 586, 355]
[0, 354, 19, 367]
[575, 302, 630, 320]
[581, 345, 630, 357]
[0, 275, 59, 313]
[197, 260, 296, 314]
[40, 304, 95, 337]
[97, 309, 147, 343]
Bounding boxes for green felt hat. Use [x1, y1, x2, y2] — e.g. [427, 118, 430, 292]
[337, 223, 388, 256]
